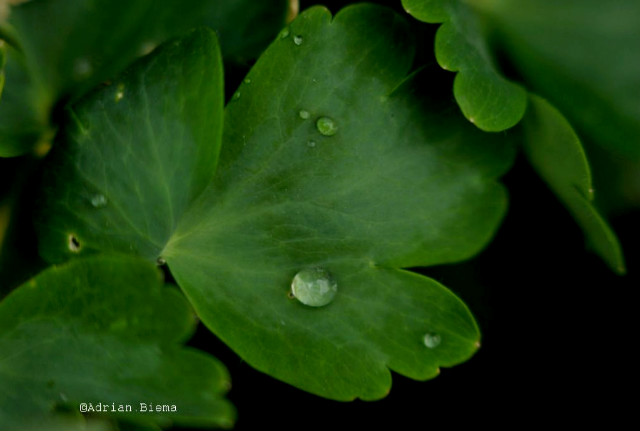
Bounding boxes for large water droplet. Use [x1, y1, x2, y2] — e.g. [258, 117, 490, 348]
[91, 194, 107, 208]
[299, 110, 310, 120]
[293, 35, 303, 45]
[290, 267, 337, 307]
[423, 332, 441, 349]
[316, 117, 338, 136]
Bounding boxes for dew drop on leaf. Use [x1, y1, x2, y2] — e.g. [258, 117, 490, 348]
[156, 257, 166, 266]
[316, 116, 338, 136]
[293, 35, 303, 45]
[243, 78, 251, 84]
[73, 57, 93, 79]
[280, 27, 290, 39]
[299, 110, 310, 119]
[232, 91, 241, 101]
[115, 83, 125, 102]
[290, 267, 337, 307]
[90, 194, 107, 208]
[423, 333, 441, 349]
[307, 140, 316, 147]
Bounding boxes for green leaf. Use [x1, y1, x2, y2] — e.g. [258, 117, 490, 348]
[0, 43, 51, 157]
[480, 0, 640, 158]
[36, 28, 224, 263]
[401, 0, 527, 131]
[164, 5, 514, 399]
[521, 94, 625, 274]
[0, 255, 235, 430]
[0, 0, 287, 157]
[36, 4, 515, 400]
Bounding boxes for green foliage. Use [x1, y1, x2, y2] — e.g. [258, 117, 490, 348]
[0, 255, 234, 430]
[0, 0, 637, 428]
[401, 0, 527, 131]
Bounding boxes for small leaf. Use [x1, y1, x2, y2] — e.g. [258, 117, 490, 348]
[481, 0, 640, 158]
[37, 28, 224, 262]
[521, 94, 625, 274]
[0, 255, 235, 430]
[402, 0, 527, 131]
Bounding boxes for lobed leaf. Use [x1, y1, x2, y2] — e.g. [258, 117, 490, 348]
[0, 255, 234, 430]
[36, 4, 516, 400]
[401, 0, 527, 131]
[37, 28, 224, 263]
[521, 95, 625, 273]
[166, 5, 514, 399]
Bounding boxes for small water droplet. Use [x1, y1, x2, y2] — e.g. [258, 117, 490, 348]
[290, 267, 337, 307]
[299, 110, 310, 119]
[307, 140, 316, 147]
[293, 35, 303, 45]
[115, 83, 125, 102]
[280, 28, 290, 39]
[423, 332, 441, 349]
[73, 57, 93, 79]
[91, 194, 107, 208]
[68, 234, 81, 252]
[233, 91, 241, 101]
[243, 78, 251, 84]
[469, 117, 476, 124]
[316, 117, 338, 136]
[156, 257, 166, 266]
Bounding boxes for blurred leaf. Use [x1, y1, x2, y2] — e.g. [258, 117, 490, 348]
[0, 0, 287, 157]
[0, 255, 235, 430]
[401, 0, 527, 131]
[481, 0, 640, 158]
[521, 94, 625, 273]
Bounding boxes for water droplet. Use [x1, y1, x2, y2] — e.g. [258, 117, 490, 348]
[293, 35, 303, 45]
[290, 267, 337, 307]
[233, 91, 241, 101]
[73, 57, 93, 79]
[68, 234, 81, 252]
[316, 117, 338, 136]
[156, 257, 166, 266]
[280, 28, 290, 39]
[115, 83, 125, 102]
[299, 110, 310, 120]
[423, 332, 441, 349]
[307, 140, 316, 147]
[243, 78, 251, 84]
[90, 194, 107, 208]
[59, 393, 68, 402]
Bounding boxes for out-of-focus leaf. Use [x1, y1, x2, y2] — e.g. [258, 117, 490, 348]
[521, 94, 625, 273]
[481, 0, 640, 158]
